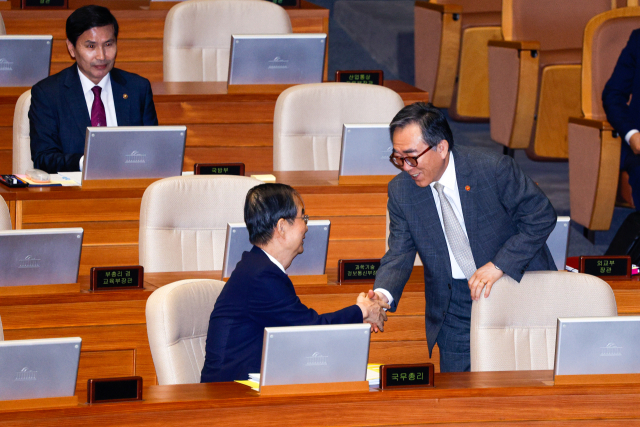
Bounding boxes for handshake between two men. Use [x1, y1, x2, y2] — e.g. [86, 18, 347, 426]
[356, 290, 390, 333]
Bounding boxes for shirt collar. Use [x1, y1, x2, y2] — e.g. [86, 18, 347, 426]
[430, 151, 456, 192]
[260, 248, 286, 274]
[77, 67, 111, 96]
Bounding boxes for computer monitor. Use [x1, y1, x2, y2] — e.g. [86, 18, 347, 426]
[0, 228, 83, 286]
[0, 35, 52, 87]
[222, 220, 330, 278]
[228, 34, 326, 85]
[0, 337, 82, 401]
[554, 316, 640, 377]
[339, 124, 400, 177]
[81, 126, 187, 181]
[259, 324, 371, 387]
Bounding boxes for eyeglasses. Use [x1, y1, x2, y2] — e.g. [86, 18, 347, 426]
[296, 214, 309, 225]
[389, 145, 433, 169]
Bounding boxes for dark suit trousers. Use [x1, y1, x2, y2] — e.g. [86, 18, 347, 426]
[621, 142, 640, 211]
[435, 278, 472, 373]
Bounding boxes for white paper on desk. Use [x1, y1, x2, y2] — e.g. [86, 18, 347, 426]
[52, 172, 82, 186]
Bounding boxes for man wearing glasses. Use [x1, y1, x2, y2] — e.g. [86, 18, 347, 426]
[369, 102, 557, 373]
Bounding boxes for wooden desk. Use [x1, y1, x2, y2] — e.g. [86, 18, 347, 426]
[3, 370, 640, 425]
[0, 80, 427, 174]
[0, 171, 392, 275]
[1, 3, 328, 81]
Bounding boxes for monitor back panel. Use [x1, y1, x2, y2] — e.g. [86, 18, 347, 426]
[339, 124, 399, 177]
[0, 36, 52, 87]
[82, 126, 186, 180]
[0, 228, 83, 286]
[546, 216, 570, 270]
[222, 220, 330, 278]
[554, 316, 640, 376]
[260, 324, 371, 387]
[0, 337, 82, 401]
[228, 34, 326, 85]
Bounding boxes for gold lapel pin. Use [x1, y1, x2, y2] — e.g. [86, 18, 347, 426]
[465, 185, 471, 191]
[123, 94, 128, 99]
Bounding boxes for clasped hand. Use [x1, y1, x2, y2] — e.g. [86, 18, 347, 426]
[356, 292, 389, 333]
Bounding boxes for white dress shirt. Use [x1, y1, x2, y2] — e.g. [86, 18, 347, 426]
[77, 69, 118, 170]
[261, 248, 286, 274]
[626, 129, 638, 145]
[376, 152, 469, 306]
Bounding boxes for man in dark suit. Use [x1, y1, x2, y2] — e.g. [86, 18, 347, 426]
[29, 5, 158, 173]
[370, 103, 557, 372]
[603, 29, 640, 209]
[200, 183, 389, 383]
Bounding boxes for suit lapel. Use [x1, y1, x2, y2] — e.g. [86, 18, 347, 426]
[110, 69, 130, 126]
[453, 147, 479, 260]
[63, 65, 91, 138]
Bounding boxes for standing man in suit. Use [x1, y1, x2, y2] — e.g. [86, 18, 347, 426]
[603, 29, 640, 210]
[370, 103, 557, 372]
[201, 183, 389, 383]
[29, 5, 158, 173]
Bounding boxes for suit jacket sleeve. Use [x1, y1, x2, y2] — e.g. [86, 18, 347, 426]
[247, 268, 363, 326]
[29, 83, 83, 173]
[603, 29, 638, 138]
[141, 78, 158, 126]
[372, 187, 419, 312]
[491, 154, 557, 281]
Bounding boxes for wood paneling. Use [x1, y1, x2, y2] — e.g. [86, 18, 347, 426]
[24, 221, 139, 245]
[79, 244, 138, 275]
[20, 198, 142, 224]
[183, 147, 273, 174]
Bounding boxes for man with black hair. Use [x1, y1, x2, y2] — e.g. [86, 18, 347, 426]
[369, 102, 557, 373]
[29, 5, 158, 173]
[200, 183, 389, 383]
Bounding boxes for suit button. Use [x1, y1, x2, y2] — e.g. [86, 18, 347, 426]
[448, 283, 451, 289]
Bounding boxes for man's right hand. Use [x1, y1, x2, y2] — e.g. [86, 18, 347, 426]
[356, 292, 389, 332]
[630, 132, 640, 155]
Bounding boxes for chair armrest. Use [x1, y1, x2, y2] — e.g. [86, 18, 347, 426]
[569, 117, 613, 131]
[415, 1, 462, 14]
[488, 40, 541, 51]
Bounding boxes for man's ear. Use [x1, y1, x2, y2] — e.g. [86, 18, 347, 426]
[276, 218, 286, 237]
[66, 39, 76, 60]
[438, 140, 450, 158]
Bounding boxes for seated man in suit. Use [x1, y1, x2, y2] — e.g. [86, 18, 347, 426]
[200, 183, 389, 383]
[603, 29, 640, 210]
[28, 5, 158, 173]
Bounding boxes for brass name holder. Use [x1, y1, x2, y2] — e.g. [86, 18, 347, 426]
[379, 364, 435, 389]
[194, 163, 245, 176]
[88, 376, 143, 404]
[338, 259, 381, 284]
[578, 255, 632, 280]
[90, 266, 144, 291]
[335, 70, 384, 86]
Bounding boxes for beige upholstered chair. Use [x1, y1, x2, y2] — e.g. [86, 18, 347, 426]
[471, 271, 617, 372]
[488, 0, 612, 159]
[0, 200, 11, 230]
[569, 7, 640, 236]
[139, 175, 261, 273]
[414, 0, 502, 118]
[146, 278, 225, 385]
[163, 0, 292, 82]
[273, 83, 405, 171]
[13, 90, 33, 175]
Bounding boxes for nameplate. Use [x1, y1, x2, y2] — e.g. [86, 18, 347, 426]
[379, 363, 434, 389]
[22, 0, 67, 9]
[90, 266, 144, 291]
[194, 163, 245, 176]
[338, 259, 380, 283]
[265, 0, 300, 8]
[579, 255, 631, 280]
[335, 70, 383, 85]
[88, 376, 143, 404]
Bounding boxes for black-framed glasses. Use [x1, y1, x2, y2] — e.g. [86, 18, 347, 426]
[296, 214, 309, 225]
[389, 145, 433, 169]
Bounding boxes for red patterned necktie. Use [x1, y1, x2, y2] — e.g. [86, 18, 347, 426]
[91, 86, 107, 127]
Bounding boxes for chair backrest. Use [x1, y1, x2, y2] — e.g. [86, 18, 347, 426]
[433, 0, 501, 13]
[502, 0, 612, 50]
[0, 200, 10, 230]
[163, 0, 292, 82]
[139, 175, 262, 272]
[273, 83, 406, 171]
[471, 271, 618, 372]
[146, 279, 225, 385]
[13, 90, 33, 175]
[581, 7, 640, 120]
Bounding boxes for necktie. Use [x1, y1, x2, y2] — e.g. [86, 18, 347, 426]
[91, 86, 107, 127]
[434, 182, 477, 279]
